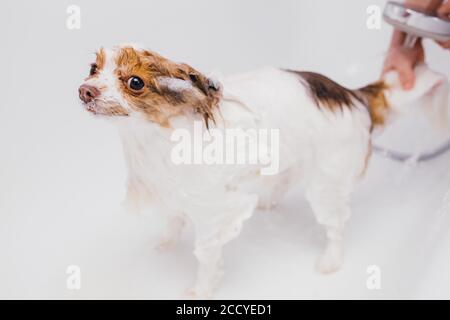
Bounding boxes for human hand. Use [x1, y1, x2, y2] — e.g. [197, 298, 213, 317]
[436, 1, 450, 49]
[382, 40, 425, 90]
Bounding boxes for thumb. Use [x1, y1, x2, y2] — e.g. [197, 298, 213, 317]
[437, 1, 450, 18]
[381, 64, 392, 78]
[397, 63, 415, 90]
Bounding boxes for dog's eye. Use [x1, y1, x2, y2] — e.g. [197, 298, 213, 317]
[89, 64, 98, 76]
[127, 76, 145, 91]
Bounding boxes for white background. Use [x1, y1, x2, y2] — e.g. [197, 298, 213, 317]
[1, 0, 450, 299]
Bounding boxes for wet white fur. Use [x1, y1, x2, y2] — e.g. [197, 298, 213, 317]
[81, 46, 449, 298]
[157, 77, 193, 92]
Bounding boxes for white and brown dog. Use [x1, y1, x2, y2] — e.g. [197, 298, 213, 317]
[78, 45, 449, 298]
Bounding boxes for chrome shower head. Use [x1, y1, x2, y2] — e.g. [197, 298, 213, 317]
[383, 1, 450, 48]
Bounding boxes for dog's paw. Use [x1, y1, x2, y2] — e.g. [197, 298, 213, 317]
[121, 196, 141, 215]
[154, 238, 178, 253]
[184, 287, 212, 300]
[257, 200, 278, 211]
[315, 254, 342, 274]
[184, 287, 200, 300]
[315, 243, 343, 274]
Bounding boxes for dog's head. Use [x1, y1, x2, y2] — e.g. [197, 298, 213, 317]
[78, 45, 222, 127]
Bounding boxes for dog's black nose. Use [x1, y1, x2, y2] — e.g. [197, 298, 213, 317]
[79, 84, 100, 103]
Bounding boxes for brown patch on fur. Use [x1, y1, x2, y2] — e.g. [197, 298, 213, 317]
[115, 47, 222, 128]
[287, 69, 390, 131]
[96, 48, 106, 70]
[359, 142, 372, 178]
[287, 70, 361, 110]
[107, 105, 129, 116]
[358, 81, 389, 130]
[84, 48, 105, 81]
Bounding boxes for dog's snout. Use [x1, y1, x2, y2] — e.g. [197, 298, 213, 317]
[79, 84, 100, 103]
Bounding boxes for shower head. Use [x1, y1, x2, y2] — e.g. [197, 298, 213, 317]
[383, 1, 450, 48]
[376, 2, 450, 163]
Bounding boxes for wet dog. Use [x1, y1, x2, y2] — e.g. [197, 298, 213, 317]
[79, 44, 449, 298]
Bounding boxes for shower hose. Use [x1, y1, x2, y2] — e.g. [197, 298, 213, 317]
[373, 139, 450, 162]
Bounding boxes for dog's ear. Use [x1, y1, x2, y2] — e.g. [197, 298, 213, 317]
[178, 63, 221, 97]
[143, 51, 220, 96]
[157, 61, 222, 128]
[115, 47, 222, 127]
[141, 50, 222, 128]
[148, 56, 221, 98]
[179, 64, 222, 128]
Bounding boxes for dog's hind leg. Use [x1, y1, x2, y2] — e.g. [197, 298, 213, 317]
[122, 178, 153, 214]
[257, 167, 299, 211]
[305, 175, 354, 274]
[155, 213, 186, 252]
[186, 243, 224, 299]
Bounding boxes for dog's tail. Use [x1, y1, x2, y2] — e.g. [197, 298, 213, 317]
[358, 81, 390, 131]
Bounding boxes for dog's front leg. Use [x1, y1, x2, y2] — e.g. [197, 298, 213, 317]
[155, 213, 186, 252]
[186, 193, 258, 299]
[305, 177, 353, 274]
[122, 178, 153, 214]
[186, 244, 224, 299]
